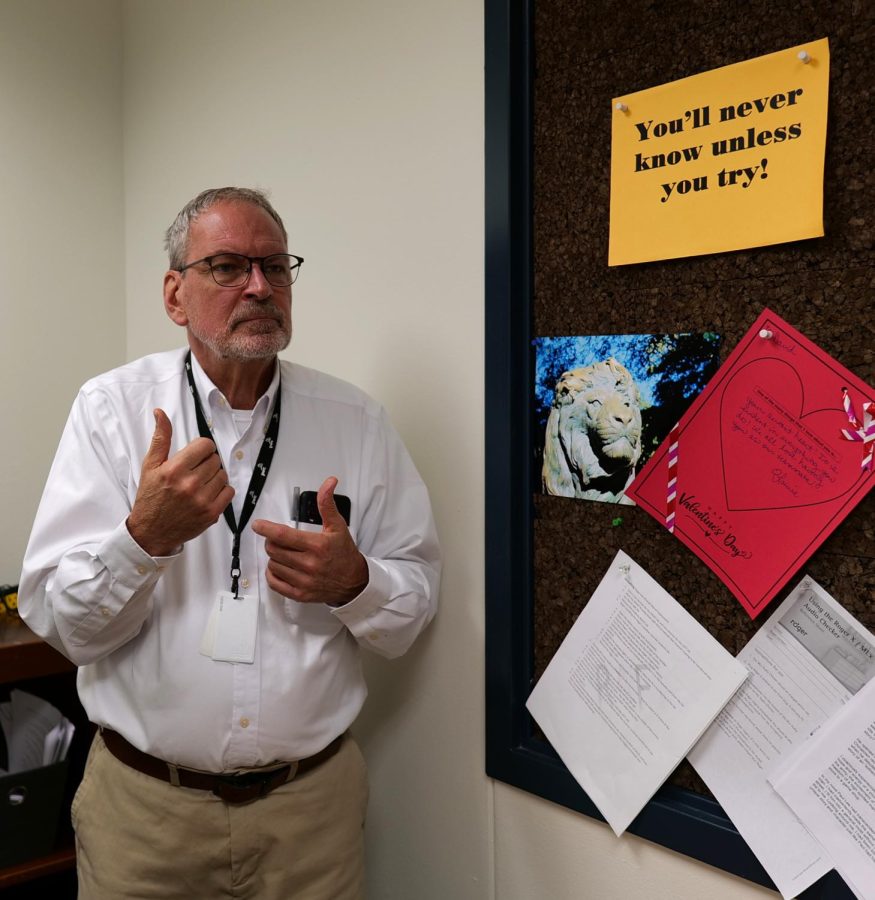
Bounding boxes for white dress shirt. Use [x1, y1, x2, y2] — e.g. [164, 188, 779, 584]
[19, 349, 440, 771]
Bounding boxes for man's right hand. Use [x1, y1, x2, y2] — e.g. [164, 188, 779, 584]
[126, 409, 235, 557]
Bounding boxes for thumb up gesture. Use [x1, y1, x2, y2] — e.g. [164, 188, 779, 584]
[127, 409, 235, 557]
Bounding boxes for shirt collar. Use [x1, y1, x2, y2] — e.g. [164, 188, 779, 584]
[188, 351, 280, 418]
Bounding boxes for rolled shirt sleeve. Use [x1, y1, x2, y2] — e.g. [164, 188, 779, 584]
[19, 388, 180, 665]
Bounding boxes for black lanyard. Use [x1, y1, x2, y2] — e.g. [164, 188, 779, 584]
[184, 351, 281, 597]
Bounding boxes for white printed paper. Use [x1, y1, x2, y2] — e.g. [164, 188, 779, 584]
[770, 676, 875, 900]
[0, 689, 75, 774]
[526, 550, 748, 835]
[688, 577, 875, 898]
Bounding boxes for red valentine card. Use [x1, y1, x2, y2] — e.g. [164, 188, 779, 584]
[626, 309, 875, 618]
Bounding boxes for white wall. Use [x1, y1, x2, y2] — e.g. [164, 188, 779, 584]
[4, 0, 777, 896]
[0, 0, 124, 579]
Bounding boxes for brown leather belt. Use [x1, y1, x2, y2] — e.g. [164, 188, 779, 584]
[100, 728, 343, 804]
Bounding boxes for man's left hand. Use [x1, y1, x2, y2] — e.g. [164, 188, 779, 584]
[252, 477, 368, 606]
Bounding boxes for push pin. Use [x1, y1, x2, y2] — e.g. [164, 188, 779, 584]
[618, 562, 632, 583]
[614, 102, 628, 112]
[759, 329, 774, 340]
[798, 50, 811, 64]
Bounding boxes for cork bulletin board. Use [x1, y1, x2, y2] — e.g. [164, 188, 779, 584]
[485, 0, 873, 894]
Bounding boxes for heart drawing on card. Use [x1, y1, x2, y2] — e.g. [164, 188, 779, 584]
[719, 357, 862, 511]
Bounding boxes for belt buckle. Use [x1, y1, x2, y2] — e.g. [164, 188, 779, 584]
[212, 764, 294, 804]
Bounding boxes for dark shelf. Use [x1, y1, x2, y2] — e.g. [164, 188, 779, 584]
[0, 844, 75, 889]
[0, 621, 74, 686]
[0, 618, 81, 895]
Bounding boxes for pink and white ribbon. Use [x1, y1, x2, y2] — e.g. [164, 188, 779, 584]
[666, 424, 679, 532]
[840, 387, 875, 472]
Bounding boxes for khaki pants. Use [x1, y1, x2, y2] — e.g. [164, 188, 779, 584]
[72, 731, 368, 899]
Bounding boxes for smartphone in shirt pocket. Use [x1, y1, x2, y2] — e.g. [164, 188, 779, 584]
[297, 490, 352, 526]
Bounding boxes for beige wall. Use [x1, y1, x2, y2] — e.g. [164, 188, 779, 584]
[0, 0, 124, 579]
[122, 1, 489, 896]
[495, 786, 775, 900]
[6, 0, 774, 896]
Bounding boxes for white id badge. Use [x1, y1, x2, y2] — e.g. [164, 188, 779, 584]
[200, 591, 258, 664]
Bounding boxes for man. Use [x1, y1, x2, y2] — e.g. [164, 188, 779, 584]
[19, 187, 440, 899]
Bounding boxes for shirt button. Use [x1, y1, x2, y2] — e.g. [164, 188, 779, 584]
[240, 717, 250, 728]
[368, 632, 380, 642]
[235, 450, 244, 460]
[136, 565, 147, 575]
[100, 607, 111, 617]
[241, 577, 250, 589]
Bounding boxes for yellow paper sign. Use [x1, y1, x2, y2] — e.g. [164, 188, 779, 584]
[608, 39, 829, 266]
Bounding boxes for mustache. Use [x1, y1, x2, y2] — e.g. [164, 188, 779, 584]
[229, 304, 287, 327]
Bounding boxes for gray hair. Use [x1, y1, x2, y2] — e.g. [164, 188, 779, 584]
[164, 187, 288, 270]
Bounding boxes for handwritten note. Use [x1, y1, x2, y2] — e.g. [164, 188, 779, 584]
[732, 388, 842, 497]
[626, 309, 875, 618]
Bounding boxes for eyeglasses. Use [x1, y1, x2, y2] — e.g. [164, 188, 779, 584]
[178, 253, 304, 287]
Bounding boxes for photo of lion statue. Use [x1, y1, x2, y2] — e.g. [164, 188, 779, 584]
[542, 358, 643, 503]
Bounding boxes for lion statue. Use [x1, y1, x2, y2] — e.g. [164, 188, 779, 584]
[542, 358, 643, 503]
